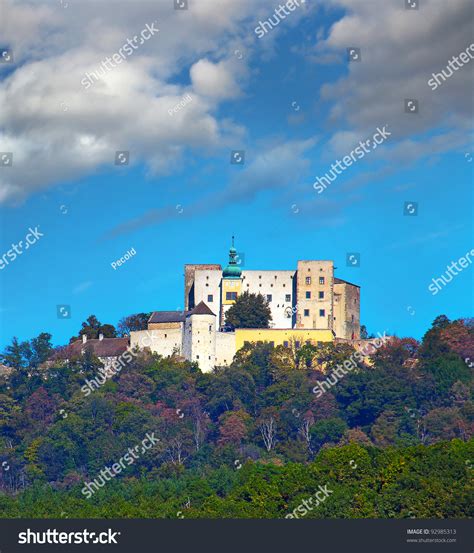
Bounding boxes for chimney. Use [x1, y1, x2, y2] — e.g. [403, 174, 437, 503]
[82, 334, 87, 344]
[99, 333, 104, 341]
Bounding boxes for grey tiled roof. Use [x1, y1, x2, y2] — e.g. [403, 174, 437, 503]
[148, 311, 188, 323]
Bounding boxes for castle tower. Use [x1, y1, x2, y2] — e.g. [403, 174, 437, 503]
[182, 301, 216, 373]
[220, 236, 242, 327]
[295, 260, 334, 331]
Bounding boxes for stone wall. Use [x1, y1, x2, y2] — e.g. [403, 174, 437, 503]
[295, 261, 334, 330]
[183, 313, 216, 373]
[130, 327, 183, 357]
[333, 281, 360, 339]
[184, 264, 221, 310]
[215, 331, 236, 366]
[241, 270, 295, 328]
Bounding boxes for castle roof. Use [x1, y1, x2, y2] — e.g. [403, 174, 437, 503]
[53, 337, 129, 359]
[222, 236, 242, 279]
[189, 301, 215, 317]
[334, 277, 360, 288]
[149, 311, 188, 323]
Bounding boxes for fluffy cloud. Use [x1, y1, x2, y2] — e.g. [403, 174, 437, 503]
[315, 0, 473, 160]
[0, 0, 274, 203]
[190, 58, 241, 99]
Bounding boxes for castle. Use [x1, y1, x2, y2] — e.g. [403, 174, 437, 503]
[130, 239, 360, 372]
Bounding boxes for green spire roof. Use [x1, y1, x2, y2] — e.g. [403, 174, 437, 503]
[223, 236, 242, 279]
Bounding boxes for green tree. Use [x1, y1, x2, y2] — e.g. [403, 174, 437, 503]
[29, 333, 53, 367]
[1, 337, 29, 370]
[117, 313, 151, 336]
[70, 315, 116, 342]
[225, 291, 272, 329]
[360, 325, 375, 339]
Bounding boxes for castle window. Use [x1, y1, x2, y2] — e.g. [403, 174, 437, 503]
[305, 276, 311, 285]
[285, 294, 291, 302]
[165, 334, 167, 338]
[209, 325, 212, 332]
[319, 277, 325, 285]
[259, 275, 262, 279]
[306, 291, 311, 299]
[283, 341, 289, 347]
[274, 275, 277, 279]
[208, 294, 213, 302]
[283, 283, 286, 287]
[208, 356, 211, 360]
[267, 294, 272, 302]
[226, 292, 238, 300]
[295, 341, 301, 349]
[196, 355, 199, 359]
[319, 309, 325, 317]
[319, 291, 324, 299]
[304, 309, 310, 317]
[271, 283, 273, 287]
[206, 283, 209, 287]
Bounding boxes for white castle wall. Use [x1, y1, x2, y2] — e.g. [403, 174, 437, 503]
[241, 270, 296, 328]
[193, 270, 221, 311]
[183, 313, 216, 373]
[130, 328, 183, 357]
[215, 331, 236, 366]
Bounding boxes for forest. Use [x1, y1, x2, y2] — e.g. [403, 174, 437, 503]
[0, 315, 472, 518]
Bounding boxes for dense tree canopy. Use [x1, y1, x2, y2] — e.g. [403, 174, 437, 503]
[117, 313, 151, 337]
[69, 315, 117, 343]
[225, 291, 272, 329]
[0, 315, 472, 518]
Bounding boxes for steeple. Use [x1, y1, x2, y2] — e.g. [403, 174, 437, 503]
[222, 236, 242, 279]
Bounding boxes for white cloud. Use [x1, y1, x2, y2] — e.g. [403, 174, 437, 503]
[314, 0, 473, 158]
[0, 0, 275, 203]
[190, 58, 240, 99]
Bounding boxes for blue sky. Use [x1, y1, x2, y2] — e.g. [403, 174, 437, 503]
[0, 0, 472, 348]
